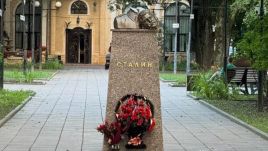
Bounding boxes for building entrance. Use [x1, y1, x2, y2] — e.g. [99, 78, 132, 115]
[66, 27, 91, 64]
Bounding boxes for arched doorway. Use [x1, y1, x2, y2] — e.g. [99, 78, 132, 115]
[66, 27, 91, 64]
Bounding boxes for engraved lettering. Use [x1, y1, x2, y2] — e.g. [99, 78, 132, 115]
[141, 62, 146, 67]
[117, 62, 122, 67]
[147, 63, 153, 68]
[116, 61, 153, 68]
[134, 63, 139, 67]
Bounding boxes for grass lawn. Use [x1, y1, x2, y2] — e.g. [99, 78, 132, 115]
[204, 99, 268, 133]
[0, 90, 33, 120]
[160, 72, 186, 84]
[4, 70, 56, 83]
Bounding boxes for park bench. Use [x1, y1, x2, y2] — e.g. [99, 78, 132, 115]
[228, 67, 258, 94]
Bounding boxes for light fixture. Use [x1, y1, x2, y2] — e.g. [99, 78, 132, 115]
[55, 1, 62, 8]
[93, 1, 97, 7]
[93, 1, 97, 11]
[77, 16, 80, 24]
[180, 5, 187, 11]
[34, 1, 40, 7]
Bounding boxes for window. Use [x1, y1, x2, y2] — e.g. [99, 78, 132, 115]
[71, 1, 88, 14]
[15, 2, 41, 50]
[164, 3, 190, 52]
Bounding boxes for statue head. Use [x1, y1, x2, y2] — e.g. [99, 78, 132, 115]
[138, 10, 159, 30]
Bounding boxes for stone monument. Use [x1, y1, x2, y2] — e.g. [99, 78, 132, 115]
[97, 7, 163, 150]
[104, 29, 163, 151]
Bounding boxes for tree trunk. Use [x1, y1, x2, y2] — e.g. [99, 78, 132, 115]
[214, 1, 225, 67]
[194, 0, 215, 69]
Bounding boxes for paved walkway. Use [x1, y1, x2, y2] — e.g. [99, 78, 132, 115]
[1, 68, 268, 151]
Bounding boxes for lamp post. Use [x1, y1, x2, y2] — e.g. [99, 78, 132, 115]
[257, 0, 264, 112]
[22, 0, 27, 75]
[223, 0, 228, 83]
[31, 0, 40, 71]
[186, 0, 194, 75]
[45, 0, 62, 62]
[39, 0, 43, 69]
[173, 0, 180, 74]
[0, 0, 4, 89]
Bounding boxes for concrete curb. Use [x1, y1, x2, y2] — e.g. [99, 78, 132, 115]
[46, 70, 59, 81]
[168, 83, 186, 87]
[187, 93, 268, 140]
[159, 78, 177, 83]
[4, 81, 45, 85]
[0, 94, 34, 128]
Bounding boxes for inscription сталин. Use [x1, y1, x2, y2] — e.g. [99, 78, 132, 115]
[116, 62, 153, 68]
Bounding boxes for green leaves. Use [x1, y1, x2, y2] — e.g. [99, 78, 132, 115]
[108, 0, 162, 11]
[231, 0, 268, 70]
[4, 70, 55, 83]
[0, 44, 3, 65]
[236, 16, 268, 70]
[0, 90, 33, 119]
[192, 72, 232, 100]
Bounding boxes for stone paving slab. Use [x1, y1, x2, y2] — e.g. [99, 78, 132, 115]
[1, 68, 267, 151]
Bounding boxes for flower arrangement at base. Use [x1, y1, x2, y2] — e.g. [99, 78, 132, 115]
[97, 94, 155, 150]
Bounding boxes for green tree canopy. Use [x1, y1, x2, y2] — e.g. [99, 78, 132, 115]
[231, 0, 268, 70]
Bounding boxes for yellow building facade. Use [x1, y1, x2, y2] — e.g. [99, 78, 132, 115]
[4, 0, 113, 64]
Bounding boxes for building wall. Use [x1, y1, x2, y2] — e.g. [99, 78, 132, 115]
[4, 0, 112, 65]
[4, 0, 20, 49]
[50, 0, 112, 64]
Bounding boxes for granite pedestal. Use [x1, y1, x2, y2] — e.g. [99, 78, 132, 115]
[104, 29, 163, 151]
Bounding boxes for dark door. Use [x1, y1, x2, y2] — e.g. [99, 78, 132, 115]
[66, 27, 91, 64]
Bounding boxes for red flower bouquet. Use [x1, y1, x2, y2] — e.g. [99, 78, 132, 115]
[97, 94, 155, 149]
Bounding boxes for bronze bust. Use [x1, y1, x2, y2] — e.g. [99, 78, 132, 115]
[114, 8, 139, 29]
[114, 8, 158, 30]
[138, 10, 158, 30]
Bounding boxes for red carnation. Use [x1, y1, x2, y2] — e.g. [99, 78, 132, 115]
[148, 118, 156, 132]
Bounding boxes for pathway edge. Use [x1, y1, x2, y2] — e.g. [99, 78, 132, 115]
[187, 93, 268, 140]
[0, 93, 35, 128]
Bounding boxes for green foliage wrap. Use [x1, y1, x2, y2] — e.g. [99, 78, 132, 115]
[192, 72, 237, 100]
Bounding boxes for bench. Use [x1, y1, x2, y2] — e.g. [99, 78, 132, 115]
[228, 67, 258, 94]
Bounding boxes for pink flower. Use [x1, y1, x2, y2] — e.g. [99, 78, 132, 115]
[137, 118, 144, 126]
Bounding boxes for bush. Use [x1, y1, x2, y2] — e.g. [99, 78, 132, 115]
[192, 72, 238, 100]
[5, 70, 55, 83]
[4, 59, 63, 70]
[5, 71, 34, 83]
[160, 60, 200, 71]
[42, 59, 63, 70]
[4, 63, 22, 69]
[24, 72, 35, 83]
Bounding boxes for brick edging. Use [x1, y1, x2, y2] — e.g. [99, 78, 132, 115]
[0, 94, 35, 128]
[187, 93, 268, 140]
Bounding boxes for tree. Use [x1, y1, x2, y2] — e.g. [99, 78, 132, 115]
[190, 0, 232, 69]
[108, 0, 158, 11]
[108, 0, 233, 69]
[231, 0, 268, 69]
[231, 0, 268, 111]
